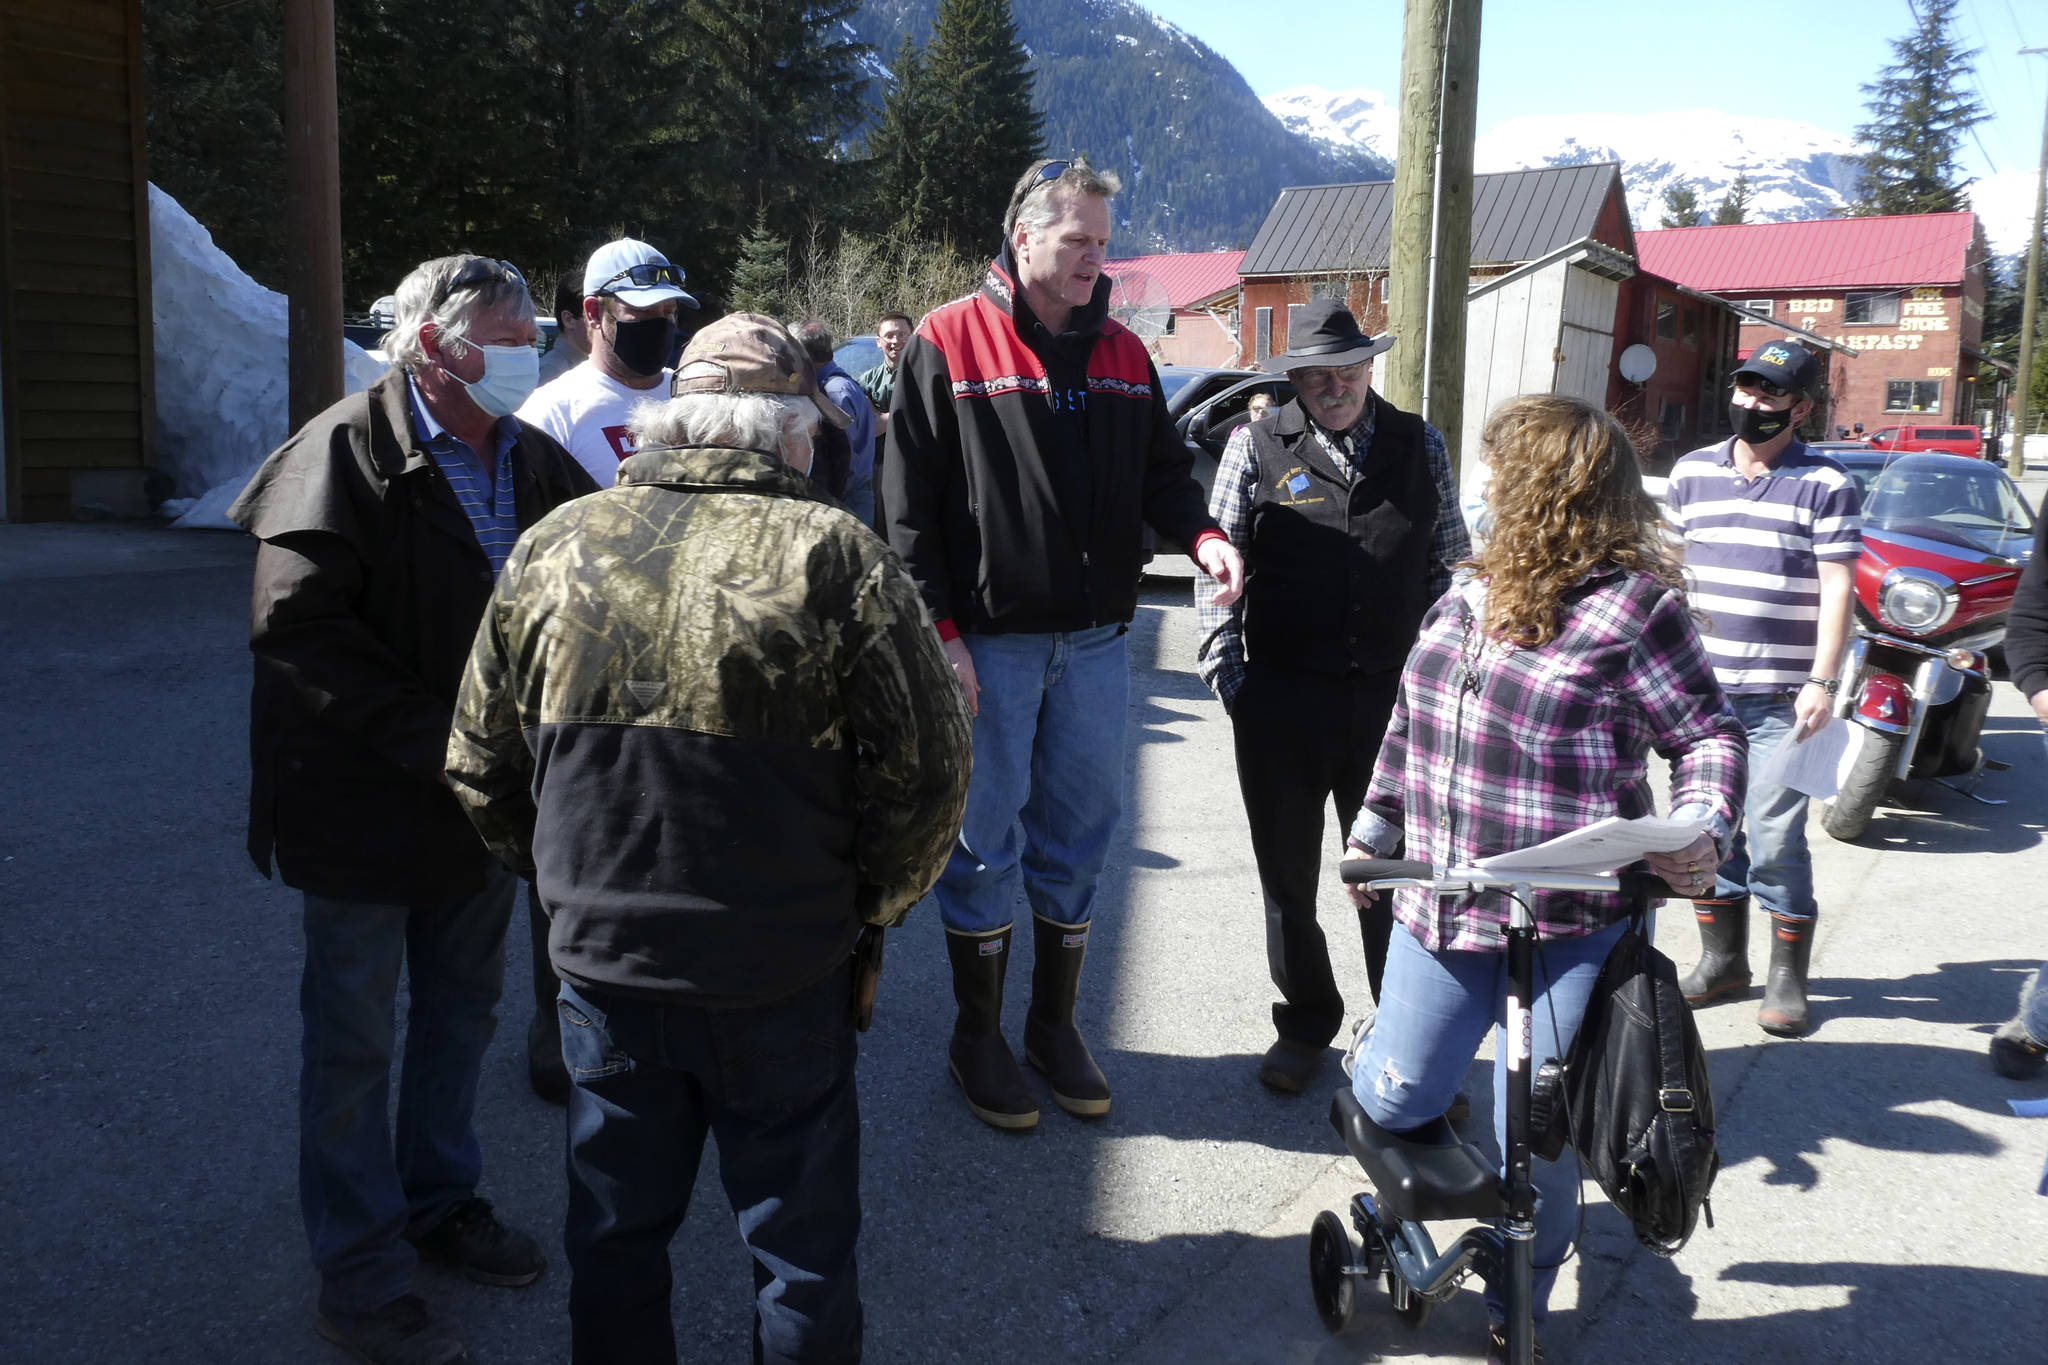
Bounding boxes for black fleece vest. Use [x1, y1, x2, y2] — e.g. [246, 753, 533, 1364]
[1243, 392, 1439, 676]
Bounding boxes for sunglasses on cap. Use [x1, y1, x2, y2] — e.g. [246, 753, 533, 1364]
[592, 261, 689, 294]
[435, 257, 526, 307]
[1733, 376, 1797, 400]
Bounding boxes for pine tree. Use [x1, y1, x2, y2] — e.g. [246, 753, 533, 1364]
[1658, 182, 1703, 230]
[1851, 0, 1987, 216]
[908, 0, 1044, 252]
[1712, 173, 1753, 226]
[727, 205, 792, 315]
[871, 37, 941, 241]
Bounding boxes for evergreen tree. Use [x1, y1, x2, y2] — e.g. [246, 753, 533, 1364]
[871, 37, 942, 241]
[1712, 173, 1753, 226]
[899, 0, 1044, 252]
[727, 205, 792, 315]
[1658, 181, 1703, 229]
[1851, 0, 1987, 216]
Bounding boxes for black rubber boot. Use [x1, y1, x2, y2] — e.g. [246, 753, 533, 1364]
[945, 926, 1038, 1130]
[1024, 916, 1112, 1118]
[1991, 969, 2048, 1078]
[525, 888, 569, 1104]
[1757, 913, 1814, 1037]
[1679, 896, 1752, 1008]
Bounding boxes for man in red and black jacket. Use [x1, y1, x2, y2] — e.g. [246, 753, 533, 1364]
[883, 157, 1244, 1131]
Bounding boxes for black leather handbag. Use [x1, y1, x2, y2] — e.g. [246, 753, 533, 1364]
[1529, 909, 1720, 1255]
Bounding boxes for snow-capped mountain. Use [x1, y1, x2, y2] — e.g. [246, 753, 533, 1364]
[1266, 85, 1401, 165]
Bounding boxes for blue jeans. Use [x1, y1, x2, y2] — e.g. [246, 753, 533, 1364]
[299, 859, 516, 1314]
[560, 967, 863, 1365]
[1350, 915, 1632, 1324]
[1714, 692, 1816, 922]
[936, 626, 1129, 933]
[841, 479, 876, 531]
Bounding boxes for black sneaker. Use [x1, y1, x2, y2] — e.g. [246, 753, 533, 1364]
[408, 1198, 546, 1287]
[1486, 1322, 1548, 1365]
[315, 1294, 467, 1365]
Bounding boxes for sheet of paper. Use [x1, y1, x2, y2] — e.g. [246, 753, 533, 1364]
[1758, 717, 1863, 802]
[1474, 812, 1711, 875]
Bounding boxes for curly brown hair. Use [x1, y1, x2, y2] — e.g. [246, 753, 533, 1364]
[1470, 394, 1680, 647]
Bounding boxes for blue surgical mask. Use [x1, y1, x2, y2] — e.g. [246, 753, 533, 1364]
[452, 343, 540, 418]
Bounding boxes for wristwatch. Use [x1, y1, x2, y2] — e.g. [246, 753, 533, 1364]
[1805, 676, 1840, 696]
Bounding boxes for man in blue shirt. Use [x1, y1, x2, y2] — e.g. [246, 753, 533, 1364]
[793, 320, 878, 526]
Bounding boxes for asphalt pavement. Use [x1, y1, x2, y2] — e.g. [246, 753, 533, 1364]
[3, 511, 2045, 1365]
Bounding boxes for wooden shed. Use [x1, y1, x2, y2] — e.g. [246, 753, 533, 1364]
[0, 0, 155, 522]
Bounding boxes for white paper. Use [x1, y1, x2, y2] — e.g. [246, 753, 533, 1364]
[1758, 717, 1863, 802]
[1473, 812, 1711, 875]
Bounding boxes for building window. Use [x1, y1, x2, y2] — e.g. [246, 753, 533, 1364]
[1254, 307, 1272, 362]
[1655, 299, 1676, 340]
[1659, 398, 1686, 441]
[1163, 313, 1177, 336]
[1310, 278, 1347, 302]
[1681, 307, 1700, 348]
[1845, 291, 1900, 326]
[1885, 379, 1941, 412]
[1741, 299, 1773, 318]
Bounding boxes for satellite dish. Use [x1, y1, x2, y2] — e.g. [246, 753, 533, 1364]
[1619, 343, 1657, 384]
[1105, 269, 1172, 342]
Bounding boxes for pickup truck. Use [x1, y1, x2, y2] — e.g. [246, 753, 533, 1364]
[1865, 424, 1984, 458]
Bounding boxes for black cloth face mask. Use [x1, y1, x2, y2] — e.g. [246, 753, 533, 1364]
[608, 315, 678, 377]
[1729, 398, 1798, 446]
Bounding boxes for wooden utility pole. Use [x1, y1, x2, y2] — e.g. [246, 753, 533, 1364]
[2012, 47, 2048, 478]
[284, 0, 344, 431]
[1386, 0, 1481, 476]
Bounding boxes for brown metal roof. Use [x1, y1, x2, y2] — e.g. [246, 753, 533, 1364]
[1240, 163, 1624, 277]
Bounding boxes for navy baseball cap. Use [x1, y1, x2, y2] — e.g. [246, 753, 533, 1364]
[1733, 340, 1819, 395]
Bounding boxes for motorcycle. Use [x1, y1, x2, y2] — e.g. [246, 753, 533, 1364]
[1821, 450, 2036, 841]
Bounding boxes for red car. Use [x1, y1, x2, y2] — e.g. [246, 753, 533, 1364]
[1865, 423, 1985, 459]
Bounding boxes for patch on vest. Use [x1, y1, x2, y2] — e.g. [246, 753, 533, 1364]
[1274, 465, 1326, 506]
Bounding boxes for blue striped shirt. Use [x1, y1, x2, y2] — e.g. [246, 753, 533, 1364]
[406, 377, 522, 576]
[1666, 438, 1861, 693]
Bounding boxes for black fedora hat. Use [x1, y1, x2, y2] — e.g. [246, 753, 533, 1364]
[1260, 298, 1396, 374]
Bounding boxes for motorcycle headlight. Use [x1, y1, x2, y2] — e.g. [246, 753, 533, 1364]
[1878, 567, 1958, 635]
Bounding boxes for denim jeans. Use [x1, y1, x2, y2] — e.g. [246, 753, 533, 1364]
[1714, 692, 1816, 922]
[1350, 915, 1632, 1324]
[935, 626, 1129, 933]
[840, 479, 876, 532]
[560, 965, 863, 1365]
[299, 858, 516, 1314]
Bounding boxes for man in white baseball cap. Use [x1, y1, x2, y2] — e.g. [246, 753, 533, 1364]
[517, 237, 700, 492]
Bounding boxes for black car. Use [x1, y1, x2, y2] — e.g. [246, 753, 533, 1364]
[1149, 365, 1296, 556]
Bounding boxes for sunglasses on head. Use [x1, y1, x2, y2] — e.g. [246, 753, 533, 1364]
[435, 257, 526, 307]
[593, 261, 688, 294]
[1734, 376, 1796, 399]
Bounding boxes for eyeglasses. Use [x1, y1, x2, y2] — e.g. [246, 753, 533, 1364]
[1733, 376, 1796, 399]
[1008, 159, 1075, 218]
[434, 256, 526, 308]
[592, 261, 688, 294]
[1299, 361, 1368, 384]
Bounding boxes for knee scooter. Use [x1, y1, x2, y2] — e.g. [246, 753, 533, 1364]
[1306, 858, 1669, 1365]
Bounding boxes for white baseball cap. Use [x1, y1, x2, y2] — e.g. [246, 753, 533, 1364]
[582, 238, 699, 309]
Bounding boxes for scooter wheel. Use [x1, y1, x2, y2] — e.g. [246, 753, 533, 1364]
[1386, 1266, 1433, 1328]
[1308, 1209, 1358, 1334]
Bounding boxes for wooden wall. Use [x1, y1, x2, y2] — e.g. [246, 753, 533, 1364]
[0, 0, 154, 521]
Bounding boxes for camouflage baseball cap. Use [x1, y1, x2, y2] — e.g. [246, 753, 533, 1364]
[670, 313, 852, 428]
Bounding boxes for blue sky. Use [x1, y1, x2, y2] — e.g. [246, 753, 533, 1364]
[1143, 0, 2043, 185]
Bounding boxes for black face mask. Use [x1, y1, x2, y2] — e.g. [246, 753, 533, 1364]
[1729, 398, 1798, 446]
[608, 315, 678, 377]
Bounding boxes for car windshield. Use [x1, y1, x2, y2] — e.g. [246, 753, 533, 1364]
[1860, 459, 2036, 554]
[1157, 369, 1200, 404]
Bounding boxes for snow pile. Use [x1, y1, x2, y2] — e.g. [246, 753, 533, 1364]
[149, 184, 385, 529]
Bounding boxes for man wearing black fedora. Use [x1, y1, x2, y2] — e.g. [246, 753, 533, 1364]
[1196, 298, 1469, 1093]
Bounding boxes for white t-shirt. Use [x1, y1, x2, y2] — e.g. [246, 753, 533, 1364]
[516, 362, 671, 488]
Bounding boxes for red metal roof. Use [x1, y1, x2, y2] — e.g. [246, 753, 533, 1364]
[1105, 250, 1245, 309]
[1636, 213, 1979, 292]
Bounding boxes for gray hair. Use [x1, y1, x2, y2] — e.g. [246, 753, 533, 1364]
[1006, 157, 1122, 241]
[383, 254, 536, 370]
[628, 391, 815, 458]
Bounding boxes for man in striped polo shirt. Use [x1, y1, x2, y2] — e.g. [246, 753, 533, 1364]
[1665, 340, 1861, 1037]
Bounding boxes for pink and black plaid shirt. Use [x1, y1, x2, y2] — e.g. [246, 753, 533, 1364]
[1351, 567, 1747, 951]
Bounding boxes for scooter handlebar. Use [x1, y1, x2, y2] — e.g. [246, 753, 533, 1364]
[1339, 857, 1433, 884]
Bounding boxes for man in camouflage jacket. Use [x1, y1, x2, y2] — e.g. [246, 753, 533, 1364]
[447, 315, 971, 1365]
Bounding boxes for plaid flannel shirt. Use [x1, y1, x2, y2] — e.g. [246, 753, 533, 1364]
[1195, 402, 1468, 706]
[1350, 568, 1746, 951]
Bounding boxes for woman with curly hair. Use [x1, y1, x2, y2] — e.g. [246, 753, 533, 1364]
[1340, 394, 1746, 1361]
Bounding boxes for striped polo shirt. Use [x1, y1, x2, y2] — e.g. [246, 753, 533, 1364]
[406, 376, 522, 576]
[1666, 437, 1862, 694]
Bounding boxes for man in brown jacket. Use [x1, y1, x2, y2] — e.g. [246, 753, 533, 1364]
[230, 254, 595, 1365]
